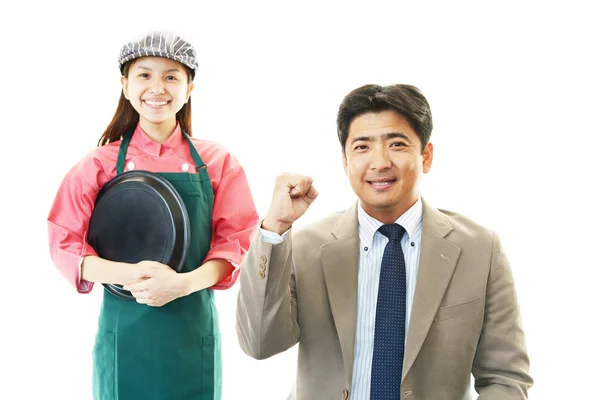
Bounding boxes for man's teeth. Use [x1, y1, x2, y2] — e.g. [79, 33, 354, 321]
[372, 181, 392, 186]
[146, 100, 168, 106]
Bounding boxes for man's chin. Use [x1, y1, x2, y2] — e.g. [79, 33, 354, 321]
[359, 198, 399, 211]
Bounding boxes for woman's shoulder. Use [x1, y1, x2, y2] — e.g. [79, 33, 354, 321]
[76, 140, 120, 167]
[188, 138, 242, 172]
[65, 141, 121, 188]
[188, 137, 230, 153]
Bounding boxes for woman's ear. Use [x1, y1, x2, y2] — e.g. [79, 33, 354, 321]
[185, 82, 195, 103]
[121, 76, 129, 100]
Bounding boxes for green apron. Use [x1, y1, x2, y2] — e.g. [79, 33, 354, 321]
[92, 131, 221, 400]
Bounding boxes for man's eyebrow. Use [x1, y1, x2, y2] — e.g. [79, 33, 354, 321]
[383, 132, 410, 141]
[350, 135, 372, 144]
[350, 132, 410, 144]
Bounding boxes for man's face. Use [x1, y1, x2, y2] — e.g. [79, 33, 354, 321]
[343, 110, 433, 222]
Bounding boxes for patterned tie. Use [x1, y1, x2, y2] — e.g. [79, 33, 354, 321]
[370, 223, 407, 399]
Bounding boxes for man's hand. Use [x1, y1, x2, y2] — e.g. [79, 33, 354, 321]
[262, 174, 318, 235]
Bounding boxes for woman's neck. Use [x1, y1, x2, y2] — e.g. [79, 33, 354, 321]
[139, 119, 177, 144]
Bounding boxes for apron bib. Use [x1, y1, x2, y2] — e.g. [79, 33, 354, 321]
[92, 131, 221, 400]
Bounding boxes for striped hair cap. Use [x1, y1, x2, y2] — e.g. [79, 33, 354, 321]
[118, 31, 198, 79]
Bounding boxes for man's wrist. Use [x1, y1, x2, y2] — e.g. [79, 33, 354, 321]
[261, 219, 291, 236]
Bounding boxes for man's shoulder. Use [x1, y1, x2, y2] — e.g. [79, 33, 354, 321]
[292, 208, 351, 245]
[432, 206, 496, 245]
[437, 207, 490, 230]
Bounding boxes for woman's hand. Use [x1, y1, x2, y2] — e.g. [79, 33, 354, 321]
[122, 261, 189, 307]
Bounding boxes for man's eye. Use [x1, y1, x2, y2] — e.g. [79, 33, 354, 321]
[391, 142, 406, 147]
[354, 145, 368, 151]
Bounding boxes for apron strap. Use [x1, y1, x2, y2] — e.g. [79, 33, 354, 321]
[116, 132, 133, 174]
[182, 130, 207, 171]
[115, 128, 207, 174]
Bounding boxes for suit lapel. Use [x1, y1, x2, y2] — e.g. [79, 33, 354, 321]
[321, 203, 360, 387]
[319, 199, 462, 383]
[402, 199, 461, 380]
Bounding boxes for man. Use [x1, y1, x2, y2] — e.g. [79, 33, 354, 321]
[236, 84, 532, 399]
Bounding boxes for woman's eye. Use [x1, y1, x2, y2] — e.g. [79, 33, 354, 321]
[166, 76, 177, 81]
[139, 73, 150, 78]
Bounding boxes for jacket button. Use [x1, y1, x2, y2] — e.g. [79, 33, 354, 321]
[260, 255, 267, 264]
[258, 270, 265, 279]
[342, 389, 349, 400]
[259, 264, 266, 273]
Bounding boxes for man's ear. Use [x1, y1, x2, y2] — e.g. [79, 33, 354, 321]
[342, 148, 349, 176]
[422, 142, 434, 174]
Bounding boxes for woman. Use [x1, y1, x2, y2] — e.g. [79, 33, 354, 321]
[47, 30, 258, 399]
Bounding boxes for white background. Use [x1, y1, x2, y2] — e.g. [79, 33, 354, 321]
[1, 1, 598, 399]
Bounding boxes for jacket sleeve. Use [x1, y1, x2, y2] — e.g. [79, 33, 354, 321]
[236, 228, 300, 359]
[472, 232, 534, 399]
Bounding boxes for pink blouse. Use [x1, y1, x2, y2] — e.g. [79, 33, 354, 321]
[47, 124, 259, 293]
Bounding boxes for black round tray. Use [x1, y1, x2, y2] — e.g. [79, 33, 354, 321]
[87, 170, 191, 301]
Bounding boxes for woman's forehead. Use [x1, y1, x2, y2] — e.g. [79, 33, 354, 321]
[130, 56, 187, 72]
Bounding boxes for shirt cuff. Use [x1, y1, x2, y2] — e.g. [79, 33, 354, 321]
[209, 261, 240, 290]
[77, 256, 94, 293]
[259, 227, 290, 244]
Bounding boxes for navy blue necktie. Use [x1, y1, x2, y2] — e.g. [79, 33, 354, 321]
[370, 223, 407, 399]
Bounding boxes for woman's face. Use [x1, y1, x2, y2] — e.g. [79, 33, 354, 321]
[121, 57, 194, 131]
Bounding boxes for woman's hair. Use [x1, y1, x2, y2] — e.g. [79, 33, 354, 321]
[97, 60, 194, 146]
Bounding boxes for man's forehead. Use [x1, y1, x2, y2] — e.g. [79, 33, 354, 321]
[350, 122, 407, 138]
[350, 111, 408, 129]
[361, 112, 388, 125]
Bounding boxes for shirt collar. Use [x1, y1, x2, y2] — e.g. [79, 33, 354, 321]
[358, 197, 423, 249]
[130, 123, 185, 157]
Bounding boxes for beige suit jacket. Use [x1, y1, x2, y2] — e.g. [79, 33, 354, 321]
[236, 199, 533, 399]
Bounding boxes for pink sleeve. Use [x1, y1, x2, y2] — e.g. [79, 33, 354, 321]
[205, 162, 259, 290]
[47, 156, 107, 293]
